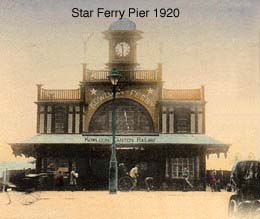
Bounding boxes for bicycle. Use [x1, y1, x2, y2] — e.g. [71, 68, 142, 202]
[118, 175, 155, 192]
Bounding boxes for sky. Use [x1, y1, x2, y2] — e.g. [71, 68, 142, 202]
[0, 0, 259, 170]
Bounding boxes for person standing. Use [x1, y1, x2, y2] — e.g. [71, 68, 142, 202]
[129, 164, 139, 189]
[210, 170, 217, 192]
[70, 169, 79, 191]
[55, 171, 64, 191]
[182, 167, 193, 191]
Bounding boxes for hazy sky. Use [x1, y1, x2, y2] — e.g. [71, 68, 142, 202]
[0, 0, 259, 169]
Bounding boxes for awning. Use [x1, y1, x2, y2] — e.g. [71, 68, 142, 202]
[10, 134, 229, 157]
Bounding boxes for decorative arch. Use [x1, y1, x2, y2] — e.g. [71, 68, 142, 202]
[89, 98, 154, 134]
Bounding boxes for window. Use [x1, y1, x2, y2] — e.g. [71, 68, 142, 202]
[40, 106, 45, 113]
[166, 157, 199, 179]
[47, 106, 52, 113]
[89, 99, 154, 133]
[54, 106, 67, 133]
[174, 108, 191, 133]
[46, 158, 69, 172]
[69, 106, 73, 113]
[75, 106, 80, 112]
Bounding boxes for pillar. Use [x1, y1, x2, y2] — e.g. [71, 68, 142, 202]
[199, 147, 206, 191]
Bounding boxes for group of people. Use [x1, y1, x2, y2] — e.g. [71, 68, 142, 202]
[123, 164, 194, 191]
[54, 169, 79, 191]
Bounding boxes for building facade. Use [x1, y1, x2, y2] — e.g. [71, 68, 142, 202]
[11, 19, 229, 190]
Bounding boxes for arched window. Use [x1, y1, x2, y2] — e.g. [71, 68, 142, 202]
[174, 108, 191, 133]
[54, 106, 67, 133]
[89, 99, 154, 134]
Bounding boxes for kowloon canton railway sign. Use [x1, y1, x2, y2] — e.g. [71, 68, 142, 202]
[85, 136, 156, 144]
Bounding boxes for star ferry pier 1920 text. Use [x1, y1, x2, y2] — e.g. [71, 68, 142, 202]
[71, 8, 180, 19]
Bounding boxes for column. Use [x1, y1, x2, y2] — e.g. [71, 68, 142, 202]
[199, 148, 206, 191]
[190, 107, 196, 134]
[197, 106, 203, 134]
[43, 158, 47, 173]
[169, 107, 174, 133]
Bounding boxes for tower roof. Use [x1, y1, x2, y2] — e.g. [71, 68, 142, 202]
[109, 18, 136, 31]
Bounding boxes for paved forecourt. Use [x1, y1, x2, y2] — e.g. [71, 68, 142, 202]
[0, 191, 231, 219]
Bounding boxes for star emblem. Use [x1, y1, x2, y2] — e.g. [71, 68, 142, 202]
[147, 88, 154, 95]
[90, 88, 97, 96]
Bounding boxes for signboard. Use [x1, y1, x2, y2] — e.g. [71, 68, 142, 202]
[89, 89, 155, 110]
[84, 136, 157, 144]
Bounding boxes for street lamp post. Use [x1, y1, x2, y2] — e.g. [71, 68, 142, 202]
[108, 68, 121, 194]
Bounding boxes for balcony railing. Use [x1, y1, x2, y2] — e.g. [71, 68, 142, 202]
[84, 69, 161, 82]
[38, 88, 81, 101]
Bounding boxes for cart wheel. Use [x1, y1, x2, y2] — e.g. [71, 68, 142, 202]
[21, 191, 41, 205]
[118, 176, 134, 192]
[228, 195, 238, 218]
[20, 188, 41, 205]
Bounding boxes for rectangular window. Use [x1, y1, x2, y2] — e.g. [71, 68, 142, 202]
[47, 106, 52, 113]
[69, 106, 73, 113]
[46, 158, 69, 172]
[75, 106, 80, 112]
[54, 106, 67, 133]
[166, 157, 198, 179]
[40, 106, 45, 113]
[55, 123, 64, 133]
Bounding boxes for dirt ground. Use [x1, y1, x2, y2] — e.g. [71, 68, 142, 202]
[0, 191, 231, 219]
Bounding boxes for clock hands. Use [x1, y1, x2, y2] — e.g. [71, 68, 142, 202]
[121, 43, 124, 56]
[115, 42, 130, 57]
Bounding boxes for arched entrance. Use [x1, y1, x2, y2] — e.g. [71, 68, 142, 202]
[89, 98, 154, 134]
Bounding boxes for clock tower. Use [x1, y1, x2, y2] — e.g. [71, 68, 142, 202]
[103, 18, 142, 71]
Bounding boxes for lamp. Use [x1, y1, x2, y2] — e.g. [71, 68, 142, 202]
[108, 68, 121, 194]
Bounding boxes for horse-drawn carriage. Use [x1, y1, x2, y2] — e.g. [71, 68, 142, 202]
[229, 160, 260, 219]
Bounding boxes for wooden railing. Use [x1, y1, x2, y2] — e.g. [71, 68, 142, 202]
[84, 69, 161, 82]
[39, 88, 81, 101]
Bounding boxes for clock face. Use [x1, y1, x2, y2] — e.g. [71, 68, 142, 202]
[115, 42, 130, 57]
